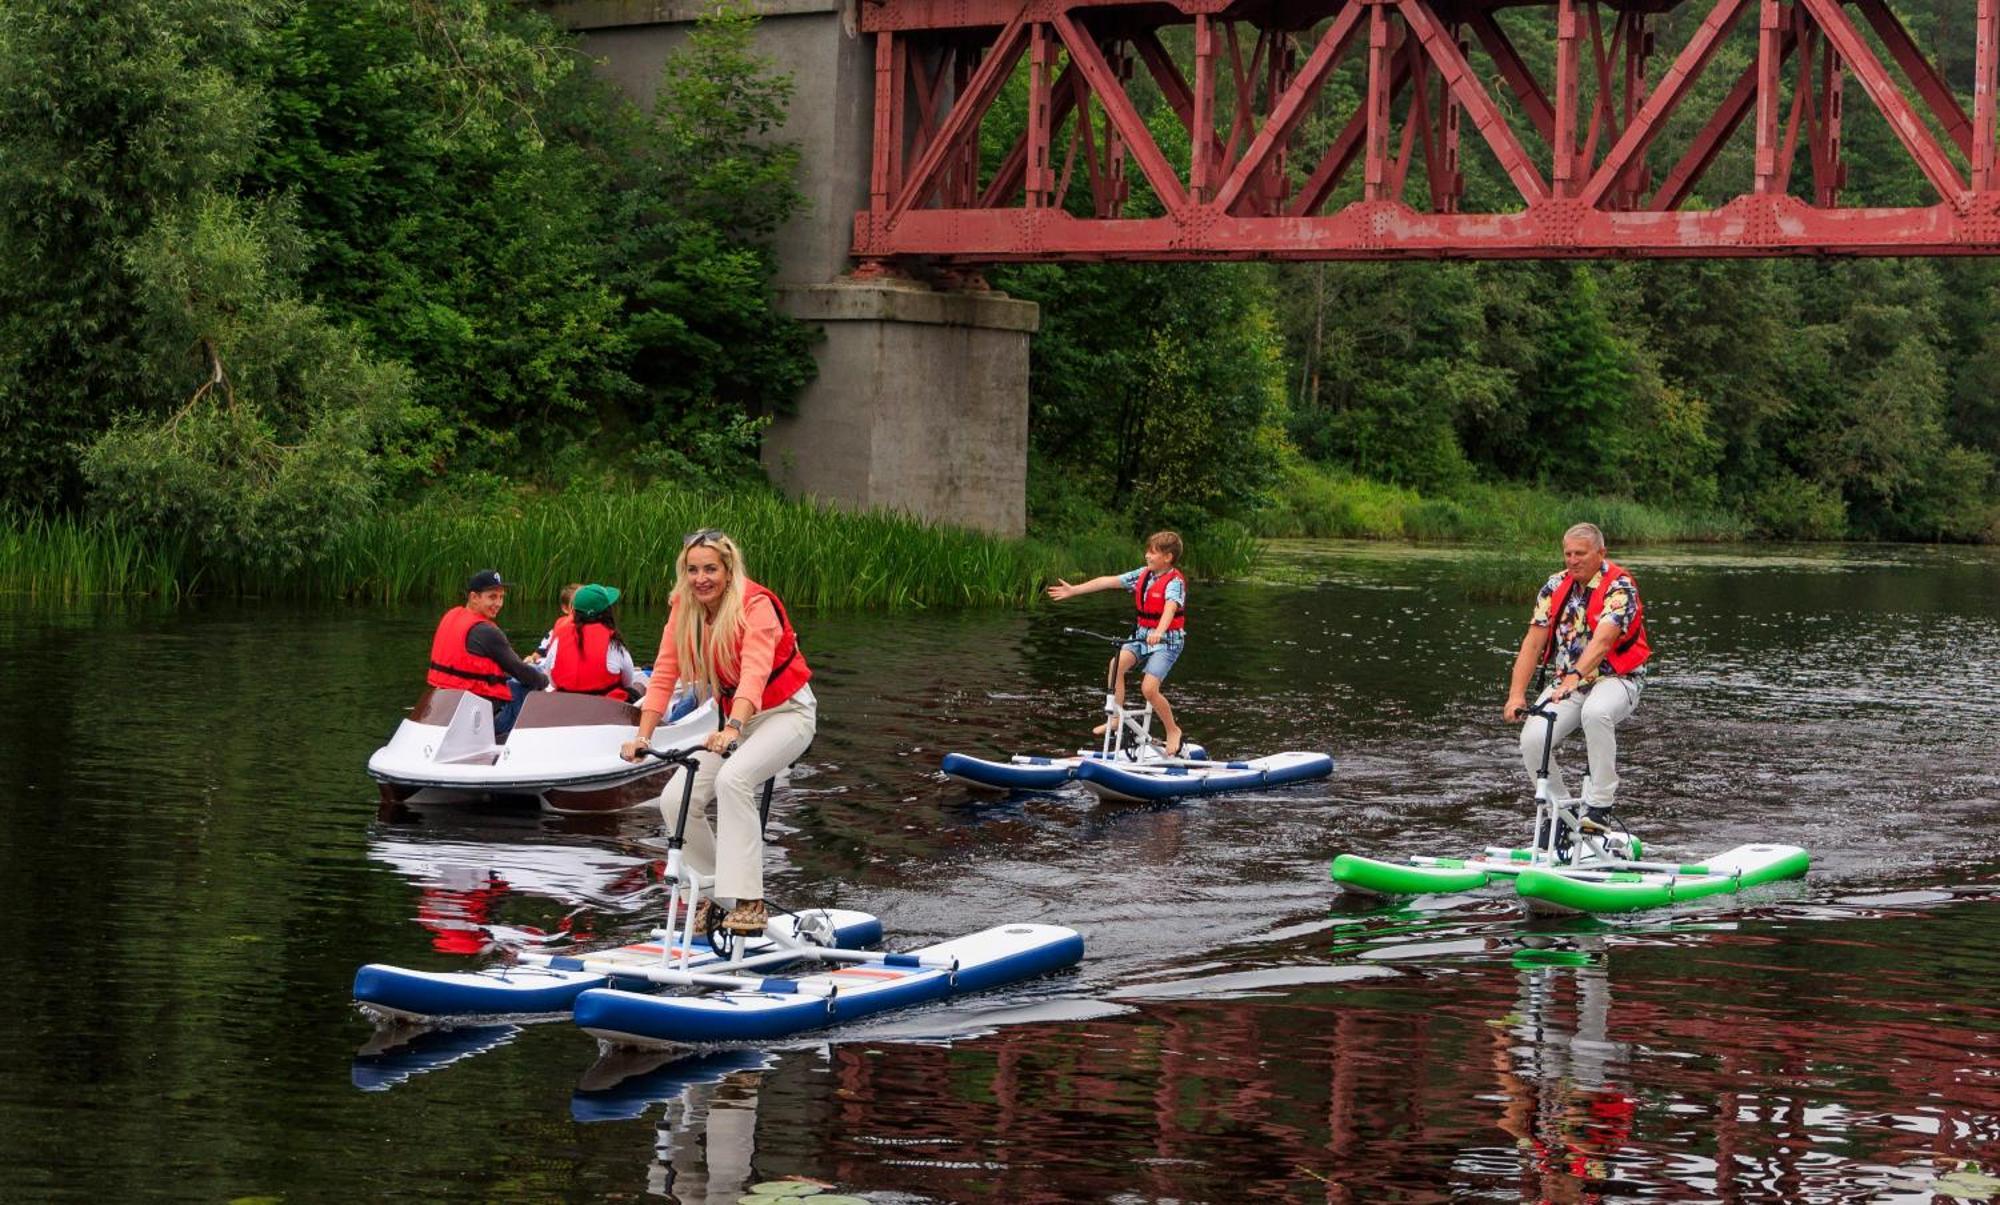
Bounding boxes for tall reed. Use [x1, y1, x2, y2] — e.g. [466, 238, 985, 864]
[0, 485, 1255, 608]
[0, 515, 184, 599]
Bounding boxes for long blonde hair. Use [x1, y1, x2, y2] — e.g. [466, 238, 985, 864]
[668, 531, 748, 696]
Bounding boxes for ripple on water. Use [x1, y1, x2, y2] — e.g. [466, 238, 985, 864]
[2, 547, 1998, 1201]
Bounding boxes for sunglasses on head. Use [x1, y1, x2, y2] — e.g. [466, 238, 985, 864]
[682, 528, 725, 548]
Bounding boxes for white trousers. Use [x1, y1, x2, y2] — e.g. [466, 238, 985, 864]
[656, 685, 817, 903]
[1519, 677, 1640, 806]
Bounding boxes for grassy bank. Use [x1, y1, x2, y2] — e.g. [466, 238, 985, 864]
[3, 463, 1760, 607]
[0, 483, 1258, 608]
[1257, 455, 1751, 544]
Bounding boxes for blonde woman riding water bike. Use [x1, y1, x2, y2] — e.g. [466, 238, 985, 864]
[620, 531, 816, 936]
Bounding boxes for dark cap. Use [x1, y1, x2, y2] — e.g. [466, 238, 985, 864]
[466, 569, 506, 593]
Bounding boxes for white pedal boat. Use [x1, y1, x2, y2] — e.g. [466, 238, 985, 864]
[367, 687, 714, 814]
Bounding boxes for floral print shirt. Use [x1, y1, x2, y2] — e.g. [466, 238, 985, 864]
[1530, 565, 1644, 683]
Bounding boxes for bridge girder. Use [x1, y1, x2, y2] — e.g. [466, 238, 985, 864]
[851, 0, 2000, 260]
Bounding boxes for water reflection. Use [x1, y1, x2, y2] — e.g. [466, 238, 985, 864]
[351, 1023, 521, 1092]
[1483, 939, 1638, 1204]
[366, 829, 662, 954]
[2, 543, 1998, 1200]
[575, 1049, 780, 1203]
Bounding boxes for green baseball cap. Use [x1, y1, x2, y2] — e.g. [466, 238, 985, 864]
[571, 583, 621, 617]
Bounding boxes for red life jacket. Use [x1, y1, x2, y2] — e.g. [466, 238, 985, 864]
[1544, 559, 1651, 675]
[427, 606, 512, 701]
[716, 581, 811, 712]
[548, 614, 623, 696]
[1133, 568, 1187, 632]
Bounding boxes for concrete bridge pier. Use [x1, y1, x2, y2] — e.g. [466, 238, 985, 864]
[553, 1, 1038, 537]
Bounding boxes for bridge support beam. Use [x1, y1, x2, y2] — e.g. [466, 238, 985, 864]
[551, 0, 1038, 536]
[770, 282, 1037, 537]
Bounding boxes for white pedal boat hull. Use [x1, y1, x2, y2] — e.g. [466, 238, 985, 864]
[368, 688, 716, 813]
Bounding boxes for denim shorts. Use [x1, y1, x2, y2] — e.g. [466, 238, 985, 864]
[1121, 628, 1186, 681]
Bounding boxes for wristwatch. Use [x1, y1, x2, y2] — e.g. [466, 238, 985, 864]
[725, 718, 745, 733]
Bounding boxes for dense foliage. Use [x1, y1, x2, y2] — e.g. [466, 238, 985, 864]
[2, 0, 1996, 588]
[0, 0, 813, 570]
[989, 3, 2000, 544]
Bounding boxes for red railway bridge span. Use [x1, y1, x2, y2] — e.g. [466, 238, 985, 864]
[853, 0, 2000, 261]
[559, 0, 1995, 534]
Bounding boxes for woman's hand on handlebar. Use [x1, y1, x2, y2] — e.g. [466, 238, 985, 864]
[620, 738, 650, 763]
[700, 728, 736, 755]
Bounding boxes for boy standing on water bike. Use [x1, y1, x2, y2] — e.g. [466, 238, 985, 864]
[1046, 531, 1189, 757]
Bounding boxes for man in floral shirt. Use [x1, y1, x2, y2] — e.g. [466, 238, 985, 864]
[1502, 522, 1651, 818]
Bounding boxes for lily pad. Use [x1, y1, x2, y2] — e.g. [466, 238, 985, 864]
[1933, 1169, 2000, 1200]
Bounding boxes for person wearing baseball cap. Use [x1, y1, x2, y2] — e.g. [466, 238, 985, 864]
[425, 569, 548, 736]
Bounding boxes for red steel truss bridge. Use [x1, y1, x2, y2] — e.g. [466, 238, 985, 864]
[851, 0, 2000, 261]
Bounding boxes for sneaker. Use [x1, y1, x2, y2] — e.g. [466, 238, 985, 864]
[1580, 805, 1615, 830]
[722, 899, 768, 935]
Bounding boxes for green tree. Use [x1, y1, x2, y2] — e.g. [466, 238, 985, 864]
[79, 193, 420, 569]
[1519, 266, 1635, 482]
[244, 0, 628, 463]
[0, 0, 420, 567]
[0, 0, 268, 509]
[606, 2, 818, 483]
[1000, 261, 1286, 532]
[1281, 262, 1499, 492]
[244, 0, 815, 480]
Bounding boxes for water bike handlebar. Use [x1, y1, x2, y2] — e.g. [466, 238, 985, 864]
[635, 740, 739, 766]
[1063, 626, 1131, 646]
[643, 741, 740, 851]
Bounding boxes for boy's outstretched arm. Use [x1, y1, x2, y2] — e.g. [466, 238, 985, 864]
[1045, 574, 1125, 602]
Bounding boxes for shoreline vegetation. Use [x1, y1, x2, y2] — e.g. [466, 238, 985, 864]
[0, 468, 1898, 607]
[7, 2, 1997, 604]
[0, 484, 1139, 608]
[1257, 456, 1752, 544]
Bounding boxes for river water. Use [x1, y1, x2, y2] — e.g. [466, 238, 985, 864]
[1, 541, 1995, 1203]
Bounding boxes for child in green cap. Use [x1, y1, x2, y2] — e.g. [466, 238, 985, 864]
[543, 582, 647, 702]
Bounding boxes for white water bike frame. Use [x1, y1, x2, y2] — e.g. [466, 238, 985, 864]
[1525, 698, 1631, 869]
[1067, 627, 1158, 760]
[1100, 688, 1156, 760]
[640, 746, 958, 985]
